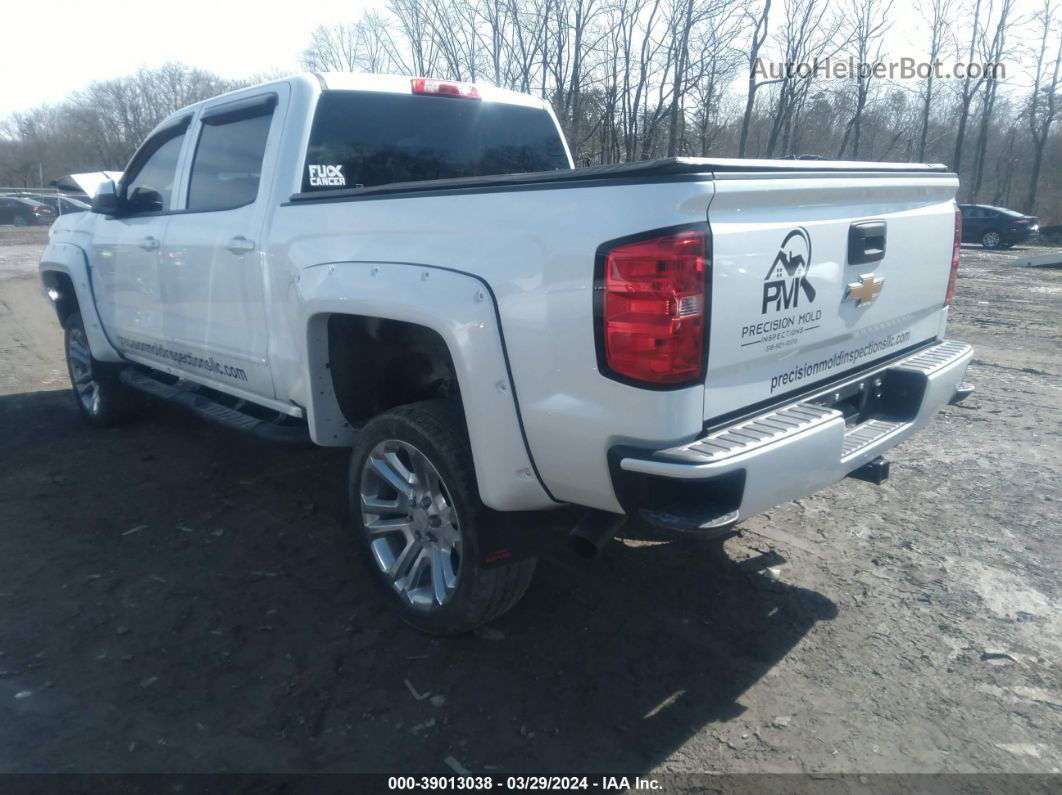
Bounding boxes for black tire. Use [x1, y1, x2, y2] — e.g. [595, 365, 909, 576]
[348, 400, 536, 635]
[12, 215, 28, 227]
[64, 312, 142, 427]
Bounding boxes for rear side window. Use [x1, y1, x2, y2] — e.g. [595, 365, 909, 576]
[302, 91, 569, 192]
[187, 105, 274, 211]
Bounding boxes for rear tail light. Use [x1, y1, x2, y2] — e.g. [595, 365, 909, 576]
[945, 206, 961, 306]
[596, 226, 708, 386]
[411, 78, 480, 99]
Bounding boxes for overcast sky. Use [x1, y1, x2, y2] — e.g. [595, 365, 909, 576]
[1, 0, 1040, 118]
[1, 0, 372, 116]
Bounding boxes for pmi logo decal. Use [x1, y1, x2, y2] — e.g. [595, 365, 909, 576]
[762, 227, 817, 314]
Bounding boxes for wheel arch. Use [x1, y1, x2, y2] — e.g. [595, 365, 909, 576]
[298, 261, 556, 511]
[38, 242, 121, 363]
[39, 269, 79, 329]
[326, 314, 461, 425]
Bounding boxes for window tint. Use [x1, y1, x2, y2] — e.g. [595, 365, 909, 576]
[123, 130, 187, 213]
[187, 109, 273, 211]
[302, 91, 570, 192]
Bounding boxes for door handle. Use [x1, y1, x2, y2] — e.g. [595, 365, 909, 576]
[225, 236, 256, 255]
[138, 236, 160, 251]
[848, 221, 886, 265]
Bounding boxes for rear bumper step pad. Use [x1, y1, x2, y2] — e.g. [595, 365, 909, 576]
[614, 339, 973, 530]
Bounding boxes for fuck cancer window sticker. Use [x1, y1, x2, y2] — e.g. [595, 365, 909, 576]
[308, 164, 346, 187]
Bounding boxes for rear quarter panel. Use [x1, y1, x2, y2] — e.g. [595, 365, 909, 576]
[271, 178, 716, 512]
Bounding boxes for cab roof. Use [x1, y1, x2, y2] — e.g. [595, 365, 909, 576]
[316, 72, 548, 109]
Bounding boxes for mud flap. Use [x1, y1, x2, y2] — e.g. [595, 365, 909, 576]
[478, 510, 564, 567]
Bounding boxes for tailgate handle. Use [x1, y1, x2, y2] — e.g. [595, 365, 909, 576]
[848, 221, 886, 265]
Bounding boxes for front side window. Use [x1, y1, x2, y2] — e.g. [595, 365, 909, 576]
[302, 91, 570, 193]
[123, 129, 187, 213]
[187, 108, 273, 212]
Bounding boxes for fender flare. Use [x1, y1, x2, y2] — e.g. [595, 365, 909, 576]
[297, 260, 558, 512]
[38, 242, 122, 363]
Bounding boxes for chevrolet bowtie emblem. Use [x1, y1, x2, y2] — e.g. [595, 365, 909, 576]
[846, 274, 885, 306]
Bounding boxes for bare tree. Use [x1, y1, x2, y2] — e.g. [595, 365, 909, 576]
[299, 14, 403, 74]
[505, 0, 551, 91]
[687, 8, 744, 155]
[0, 63, 236, 185]
[300, 23, 367, 71]
[835, 0, 893, 159]
[969, 0, 1017, 200]
[917, 0, 952, 160]
[990, 121, 1022, 205]
[951, 0, 987, 173]
[1024, 0, 1062, 212]
[389, 0, 441, 75]
[739, 0, 773, 157]
[666, 0, 697, 156]
[617, 0, 665, 160]
[765, 0, 843, 158]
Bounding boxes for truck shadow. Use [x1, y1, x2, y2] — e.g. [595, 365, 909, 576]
[0, 390, 836, 774]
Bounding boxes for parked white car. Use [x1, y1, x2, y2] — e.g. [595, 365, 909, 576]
[39, 73, 973, 633]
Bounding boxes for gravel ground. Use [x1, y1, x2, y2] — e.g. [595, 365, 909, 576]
[0, 225, 1059, 777]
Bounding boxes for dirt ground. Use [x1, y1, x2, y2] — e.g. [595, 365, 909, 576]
[0, 225, 1059, 778]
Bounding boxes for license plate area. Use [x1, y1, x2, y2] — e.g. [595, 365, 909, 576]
[810, 368, 925, 426]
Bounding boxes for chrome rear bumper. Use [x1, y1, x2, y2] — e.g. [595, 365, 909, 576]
[614, 340, 973, 530]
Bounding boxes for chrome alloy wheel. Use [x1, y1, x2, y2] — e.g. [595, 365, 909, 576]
[359, 439, 461, 611]
[67, 327, 101, 417]
[983, 231, 1001, 248]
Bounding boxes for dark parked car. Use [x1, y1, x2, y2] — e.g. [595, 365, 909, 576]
[959, 204, 1040, 249]
[28, 194, 91, 215]
[0, 196, 57, 226]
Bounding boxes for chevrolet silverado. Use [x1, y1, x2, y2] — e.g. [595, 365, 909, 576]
[39, 73, 973, 633]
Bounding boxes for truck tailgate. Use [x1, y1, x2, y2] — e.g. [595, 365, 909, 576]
[704, 172, 959, 423]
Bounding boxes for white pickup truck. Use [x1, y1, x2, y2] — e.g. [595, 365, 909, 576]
[39, 73, 973, 633]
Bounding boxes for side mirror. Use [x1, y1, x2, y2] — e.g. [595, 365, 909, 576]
[127, 186, 163, 214]
[91, 180, 121, 215]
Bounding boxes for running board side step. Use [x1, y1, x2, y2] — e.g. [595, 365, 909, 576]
[119, 368, 312, 445]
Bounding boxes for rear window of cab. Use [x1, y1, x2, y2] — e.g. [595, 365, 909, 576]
[301, 90, 570, 192]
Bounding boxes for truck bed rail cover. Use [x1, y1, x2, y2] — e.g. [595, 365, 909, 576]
[289, 157, 952, 203]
